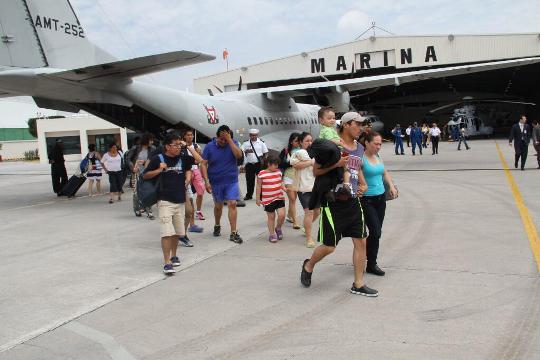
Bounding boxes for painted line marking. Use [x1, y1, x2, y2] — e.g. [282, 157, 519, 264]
[64, 322, 137, 360]
[495, 141, 540, 272]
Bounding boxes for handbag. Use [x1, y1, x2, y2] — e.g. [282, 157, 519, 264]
[384, 181, 398, 201]
[250, 140, 264, 166]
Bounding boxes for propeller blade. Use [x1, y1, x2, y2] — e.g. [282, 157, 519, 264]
[474, 100, 536, 106]
[429, 101, 466, 113]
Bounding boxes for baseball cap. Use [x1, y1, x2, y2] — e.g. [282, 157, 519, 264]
[340, 112, 367, 124]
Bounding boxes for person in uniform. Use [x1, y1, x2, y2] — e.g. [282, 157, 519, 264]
[391, 124, 405, 155]
[241, 128, 268, 200]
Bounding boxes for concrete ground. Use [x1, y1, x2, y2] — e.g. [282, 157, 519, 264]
[0, 139, 539, 359]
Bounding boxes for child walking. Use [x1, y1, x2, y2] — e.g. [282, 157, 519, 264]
[256, 154, 286, 243]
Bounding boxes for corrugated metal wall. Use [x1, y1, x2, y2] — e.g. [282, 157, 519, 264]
[0, 128, 36, 141]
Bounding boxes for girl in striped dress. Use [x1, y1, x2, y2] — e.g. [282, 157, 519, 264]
[256, 154, 286, 243]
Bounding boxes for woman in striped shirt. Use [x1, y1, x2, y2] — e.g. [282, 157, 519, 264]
[256, 154, 286, 243]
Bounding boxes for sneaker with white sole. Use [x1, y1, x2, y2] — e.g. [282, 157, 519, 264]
[163, 264, 175, 274]
[188, 225, 203, 233]
[178, 236, 194, 247]
[350, 283, 378, 297]
[170, 256, 181, 267]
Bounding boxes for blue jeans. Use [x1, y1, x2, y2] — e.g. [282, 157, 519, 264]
[457, 136, 469, 150]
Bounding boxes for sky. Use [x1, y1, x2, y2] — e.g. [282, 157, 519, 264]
[1, 0, 539, 127]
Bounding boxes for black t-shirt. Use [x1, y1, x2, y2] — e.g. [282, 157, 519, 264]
[144, 153, 193, 204]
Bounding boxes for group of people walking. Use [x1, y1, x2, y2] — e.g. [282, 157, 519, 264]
[391, 122, 443, 155]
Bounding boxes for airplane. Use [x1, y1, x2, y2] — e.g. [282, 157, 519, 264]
[1, 0, 540, 151]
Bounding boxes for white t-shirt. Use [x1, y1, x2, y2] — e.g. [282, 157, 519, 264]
[406, 128, 411, 135]
[429, 127, 441, 137]
[184, 144, 200, 169]
[101, 152, 123, 172]
[289, 149, 315, 192]
[241, 138, 268, 164]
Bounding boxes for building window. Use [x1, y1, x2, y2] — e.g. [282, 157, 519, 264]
[248, 117, 252, 125]
[47, 136, 81, 156]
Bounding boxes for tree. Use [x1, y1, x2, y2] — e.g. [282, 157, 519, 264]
[27, 116, 65, 138]
[27, 118, 37, 138]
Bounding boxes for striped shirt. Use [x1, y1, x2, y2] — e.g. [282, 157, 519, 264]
[258, 169, 285, 205]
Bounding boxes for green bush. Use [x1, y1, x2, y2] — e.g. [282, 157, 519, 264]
[24, 149, 39, 161]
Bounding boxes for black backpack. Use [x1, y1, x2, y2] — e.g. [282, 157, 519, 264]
[137, 154, 164, 208]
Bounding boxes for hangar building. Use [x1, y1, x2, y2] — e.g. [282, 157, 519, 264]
[194, 33, 540, 134]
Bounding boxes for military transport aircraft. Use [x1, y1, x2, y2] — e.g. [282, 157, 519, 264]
[1, 0, 540, 150]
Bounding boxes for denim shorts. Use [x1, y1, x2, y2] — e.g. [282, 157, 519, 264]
[211, 182, 240, 203]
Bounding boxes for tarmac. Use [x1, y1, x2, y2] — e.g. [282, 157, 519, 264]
[0, 139, 539, 360]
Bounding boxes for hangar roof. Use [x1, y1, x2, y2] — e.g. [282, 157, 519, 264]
[194, 33, 540, 95]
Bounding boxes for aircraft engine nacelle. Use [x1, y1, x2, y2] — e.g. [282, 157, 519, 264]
[324, 90, 350, 113]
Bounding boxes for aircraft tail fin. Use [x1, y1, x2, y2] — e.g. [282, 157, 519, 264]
[1, 0, 115, 69]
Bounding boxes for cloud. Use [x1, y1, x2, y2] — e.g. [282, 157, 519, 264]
[337, 10, 371, 38]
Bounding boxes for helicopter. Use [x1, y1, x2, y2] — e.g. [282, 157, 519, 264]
[429, 96, 536, 137]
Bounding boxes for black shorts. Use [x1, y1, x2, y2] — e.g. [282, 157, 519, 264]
[318, 198, 367, 247]
[297, 192, 312, 209]
[264, 199, 285, 213]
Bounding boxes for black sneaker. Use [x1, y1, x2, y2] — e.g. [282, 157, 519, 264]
[350, 284, 378, 297]
[134, 210, 142, 217]
[163, 264, 175, 275]
[178, 235, 194, 247]
[300, 259, 312, 287]
[236, 200, 246, 207]
[366, 264, 385, 276]
[170, 256, 181, 267]
[229, 232, 243, 244]
[213, 225, 221, 237]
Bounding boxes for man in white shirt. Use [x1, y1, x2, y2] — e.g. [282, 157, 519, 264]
[241, 129, 268, 200]
[429, 123, 441, 155]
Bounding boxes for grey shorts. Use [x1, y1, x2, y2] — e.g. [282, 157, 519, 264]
[297, 192, 312, 209]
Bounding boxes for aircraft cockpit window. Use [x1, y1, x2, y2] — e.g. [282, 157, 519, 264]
[247, 117, 252, 125]
[264, 117, 269, 125]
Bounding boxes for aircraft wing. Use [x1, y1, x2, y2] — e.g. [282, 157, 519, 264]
[231, 57, 540, 98]
[45, 51, 215, 82]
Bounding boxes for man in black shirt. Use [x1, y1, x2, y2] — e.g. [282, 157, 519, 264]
[143, 134, 193, 274]
[48, 139, 68, 195]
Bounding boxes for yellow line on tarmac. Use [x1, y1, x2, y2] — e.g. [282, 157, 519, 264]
[495, 141, 540, 272]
